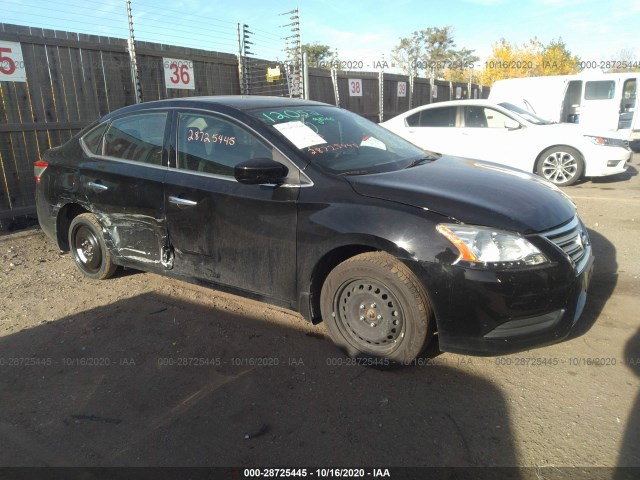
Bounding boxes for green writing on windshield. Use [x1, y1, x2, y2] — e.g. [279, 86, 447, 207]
[261, 109, 334, 124]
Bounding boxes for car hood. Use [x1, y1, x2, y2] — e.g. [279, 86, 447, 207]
[347, 156, 576, 234]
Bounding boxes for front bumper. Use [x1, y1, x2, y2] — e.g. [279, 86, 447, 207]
[583, 147, 632, 177]
[411, 220, 595, 356]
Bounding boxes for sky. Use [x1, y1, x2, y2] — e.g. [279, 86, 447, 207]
[3, 0, 640, 73]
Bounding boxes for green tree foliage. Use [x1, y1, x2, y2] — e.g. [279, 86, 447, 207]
[302, 43, 336, 69]
[391, 26, 479, 81]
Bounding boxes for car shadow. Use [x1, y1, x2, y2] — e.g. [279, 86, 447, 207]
[589, 164, 638, 184]
[566, 228, 617, 341]
[616, 327, 640, 476]
[0, 291, 522, 472]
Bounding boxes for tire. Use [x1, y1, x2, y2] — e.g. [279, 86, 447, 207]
[68, 213, 117, 280]
[535, 146, 584, 186]
[320, 251, 432, 363]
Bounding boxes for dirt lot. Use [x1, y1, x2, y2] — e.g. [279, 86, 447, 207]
[1, 156, 639, 471]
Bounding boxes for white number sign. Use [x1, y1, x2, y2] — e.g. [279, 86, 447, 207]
[163, 58, 195, 90]
[397, 82, 407, 97]
[289, 73, 301, 96]
[0, 41, 27, 82]
[348, 78, 362, 97]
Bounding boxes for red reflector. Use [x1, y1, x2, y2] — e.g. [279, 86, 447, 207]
[34, 160, 49, 184]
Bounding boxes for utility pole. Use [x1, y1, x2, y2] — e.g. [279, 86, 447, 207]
[237, 23, 253, 95]
[126, 0, 142, 103]
[280, 8, 302, 98]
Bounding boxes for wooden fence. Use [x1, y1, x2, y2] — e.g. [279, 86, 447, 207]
[0, 22, 488, 225]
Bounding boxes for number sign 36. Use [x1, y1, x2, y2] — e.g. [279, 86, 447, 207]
[163, 58, 195, 90]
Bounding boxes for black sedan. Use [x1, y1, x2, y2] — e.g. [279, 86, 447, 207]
[34, 96, 594, 363]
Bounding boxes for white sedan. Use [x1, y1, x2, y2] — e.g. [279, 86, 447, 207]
[381, 99, 632, 186]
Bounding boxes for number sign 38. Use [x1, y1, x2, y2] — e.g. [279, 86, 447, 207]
[348, 79, 363, 97]
[163, 58, 195, 90]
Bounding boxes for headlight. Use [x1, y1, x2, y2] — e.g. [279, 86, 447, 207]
[437, 224, 548, 268]
[585, 136, 628, 148]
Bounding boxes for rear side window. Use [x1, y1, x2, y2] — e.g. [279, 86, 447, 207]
[102, 112, 168, 165]
[406, 112, 421, 127]
[408, 107, 457, 127]
[585, 81, 615, 100]
[81, 123, 108, 155]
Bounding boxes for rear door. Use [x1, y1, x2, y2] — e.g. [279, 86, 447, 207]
[163, 109, 299, 303]
[80, 110, 170, 266]
[402, 105, 459, 154]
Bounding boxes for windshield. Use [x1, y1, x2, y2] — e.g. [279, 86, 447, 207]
[248, 105, 435, 175]
[499, 102, 554, 125]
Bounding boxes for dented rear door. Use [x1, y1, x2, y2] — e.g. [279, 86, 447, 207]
[80, 110, 170, 266]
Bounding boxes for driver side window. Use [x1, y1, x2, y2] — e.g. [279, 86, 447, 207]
[177, 113, 273, 177]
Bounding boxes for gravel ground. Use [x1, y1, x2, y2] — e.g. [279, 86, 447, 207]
[0, 155, 639, 471]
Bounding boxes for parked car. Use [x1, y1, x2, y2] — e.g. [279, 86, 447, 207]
[380, 99, 632, 186]
[488, 73, 640, 143]
[35, 96, 594, 363]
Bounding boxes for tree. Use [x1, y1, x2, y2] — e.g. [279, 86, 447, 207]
[606, 48, 640, 73]
[541, 38, 580, 76]
[443, 47, 480, 83]
[479, 37, 580, 86]
[302, 43, 335, 69]
[391, 26, 478, 80]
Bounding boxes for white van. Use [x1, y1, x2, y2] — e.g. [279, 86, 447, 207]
[488, 73, 639, 143]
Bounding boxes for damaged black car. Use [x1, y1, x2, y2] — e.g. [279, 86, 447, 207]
[35, 96, 594, 363]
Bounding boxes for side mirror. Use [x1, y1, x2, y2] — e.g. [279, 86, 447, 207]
[234, 157, 288, 185]
[504, 119, 521, 130]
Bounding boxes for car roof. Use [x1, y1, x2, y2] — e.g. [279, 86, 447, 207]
[387, 99, 509, 120]
[120, 95, 331, 112]
[416, 99, 499, 109]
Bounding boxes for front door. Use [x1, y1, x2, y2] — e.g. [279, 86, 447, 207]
[164, 110, 299, 303]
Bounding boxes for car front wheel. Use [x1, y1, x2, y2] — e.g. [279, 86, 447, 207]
[320, 252, 432, 363]
[536, 146, 584, 186]
[68, 213, 117, 280]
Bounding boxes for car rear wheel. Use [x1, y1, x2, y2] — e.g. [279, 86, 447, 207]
[69, 213, 117, 280]
[320, 251, 432, 363]
[536, 146, 584, 186]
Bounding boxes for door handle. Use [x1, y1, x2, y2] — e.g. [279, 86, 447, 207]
[168, 195, 198, 207]
[87, 181, 108, 192]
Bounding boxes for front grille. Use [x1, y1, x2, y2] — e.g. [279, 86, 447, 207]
[541, 216, 589, 271]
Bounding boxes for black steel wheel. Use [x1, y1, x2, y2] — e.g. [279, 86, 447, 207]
[320, 251, 432, 363]
[68, 213, 117, 280]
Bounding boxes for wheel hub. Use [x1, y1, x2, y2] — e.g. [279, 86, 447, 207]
[73, 225, 102, 272]
[335, 279, 404, 347]
[542, 151, 577, 183]
[81, 240, 94, 259]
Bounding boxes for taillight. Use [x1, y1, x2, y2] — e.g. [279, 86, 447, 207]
[34, 161, 48, 184]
